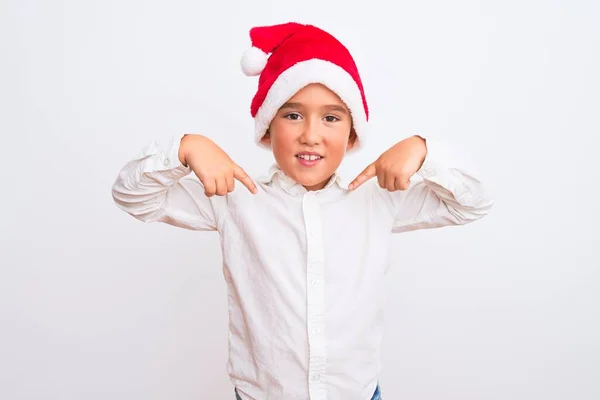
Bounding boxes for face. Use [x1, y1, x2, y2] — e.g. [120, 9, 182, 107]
[260, 83, 357, 191]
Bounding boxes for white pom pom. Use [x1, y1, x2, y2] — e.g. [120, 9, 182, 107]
[241, 47, 268, 76]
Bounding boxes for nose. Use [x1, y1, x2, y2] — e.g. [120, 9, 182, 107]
[299, 120, 321, 146]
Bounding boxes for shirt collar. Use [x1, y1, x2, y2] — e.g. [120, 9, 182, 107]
[258, 163, 347, 196]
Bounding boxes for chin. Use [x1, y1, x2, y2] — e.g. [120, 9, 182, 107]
[294, 171, 333, 187]
[278, 156, 339, 188]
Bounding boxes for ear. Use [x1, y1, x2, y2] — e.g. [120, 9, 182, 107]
[346, 128, 358, 150]
[260, 130, 272, 147]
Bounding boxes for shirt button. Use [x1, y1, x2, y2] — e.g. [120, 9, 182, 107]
[163, 158, 170, 166]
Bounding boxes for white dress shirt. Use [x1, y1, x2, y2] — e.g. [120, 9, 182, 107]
[111, 133, 493, 400]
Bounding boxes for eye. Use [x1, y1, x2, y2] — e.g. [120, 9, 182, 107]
[284, 112, 302, 121]
[324, 115, 340, 123]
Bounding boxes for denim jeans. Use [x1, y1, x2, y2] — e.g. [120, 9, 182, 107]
[234, 383, 382, 399]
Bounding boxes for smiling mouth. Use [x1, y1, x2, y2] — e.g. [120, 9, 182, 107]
[296, 154, 323, 161]
[295, 153, 324, 167]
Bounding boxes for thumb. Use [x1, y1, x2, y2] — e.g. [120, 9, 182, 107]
[349, 162, 376, 190]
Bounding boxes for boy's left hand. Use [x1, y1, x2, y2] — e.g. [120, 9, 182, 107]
[349, 135, 427, 191]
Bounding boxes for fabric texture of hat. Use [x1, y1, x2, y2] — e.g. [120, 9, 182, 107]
[240, 22, 369, 149]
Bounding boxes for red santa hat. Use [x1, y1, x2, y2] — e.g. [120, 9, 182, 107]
[240, 22, 369, 149]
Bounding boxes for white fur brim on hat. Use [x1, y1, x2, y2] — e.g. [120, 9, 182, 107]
[254, 59, 368, 150]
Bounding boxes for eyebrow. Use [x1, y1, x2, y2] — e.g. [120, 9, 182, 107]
[280, 102, 349, 115]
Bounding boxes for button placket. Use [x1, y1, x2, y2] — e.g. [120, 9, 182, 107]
[302, 192, 327, 399]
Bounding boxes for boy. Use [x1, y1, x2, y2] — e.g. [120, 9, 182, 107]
[112, 22, 493, 400]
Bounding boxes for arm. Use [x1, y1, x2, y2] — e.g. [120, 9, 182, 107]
[385, 138, 494, 233]
[111, 133, 220, 231]
[350, 135, 494, 233]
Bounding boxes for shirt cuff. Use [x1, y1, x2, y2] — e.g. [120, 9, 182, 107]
[416, 136, 444, 179]
[414, 135, 477, 206]
[139, 133, 192, 175]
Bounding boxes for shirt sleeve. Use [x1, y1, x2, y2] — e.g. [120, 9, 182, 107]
[375, 137, 495, 234]
[111, 133, 221, 231]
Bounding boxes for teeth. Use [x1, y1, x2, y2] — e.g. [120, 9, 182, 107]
[298, 154, 321, 161]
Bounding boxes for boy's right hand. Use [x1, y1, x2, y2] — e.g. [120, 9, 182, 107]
[178, 134, 257, 196]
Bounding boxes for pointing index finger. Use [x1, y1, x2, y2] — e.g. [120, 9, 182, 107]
[233, 165, 258, 194]
[348, 162, 376, 190]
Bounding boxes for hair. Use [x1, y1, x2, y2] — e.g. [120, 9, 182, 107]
[349, 127, 357, 147]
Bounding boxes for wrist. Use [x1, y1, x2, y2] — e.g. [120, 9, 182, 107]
[178, 134, 204, 167]
[412, 134, 427, 167]
[178, 134, 189, 166]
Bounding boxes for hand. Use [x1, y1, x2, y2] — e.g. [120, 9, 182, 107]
[178, 134, 257, 196]
[349, 135, 427, 191]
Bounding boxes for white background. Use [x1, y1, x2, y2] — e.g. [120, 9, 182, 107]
[1, 0, 599, 399]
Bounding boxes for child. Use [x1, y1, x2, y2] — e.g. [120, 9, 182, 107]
[112, 22, 493, 400]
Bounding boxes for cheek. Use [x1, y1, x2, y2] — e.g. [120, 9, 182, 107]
[269, 121, 300, 153]
[326, 129, 352, 154]
[270, 132, 296, 157]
